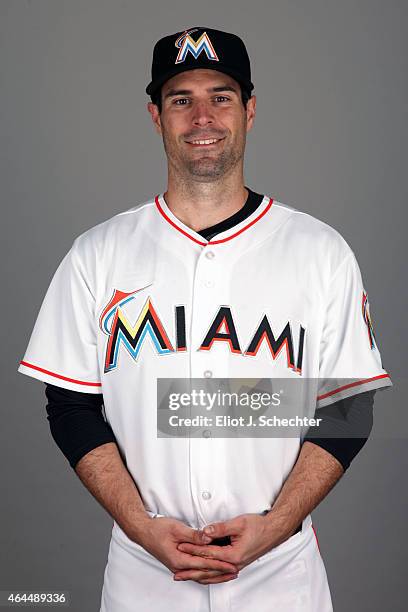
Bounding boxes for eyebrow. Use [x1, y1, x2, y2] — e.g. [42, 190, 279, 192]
[164, 85, 239, 99]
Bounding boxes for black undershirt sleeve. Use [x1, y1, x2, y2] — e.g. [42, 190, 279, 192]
[303, 390, 375, 471]
[44, 383, 115, 469]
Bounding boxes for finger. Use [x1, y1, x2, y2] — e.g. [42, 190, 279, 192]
[203, 518, 241, 540]
[176, 551, 237, 573]
[174, 570, 238, 583]
[177, 542, 236, 564]
[174, 569, 225, 580]
[198, 573, 238, 585]
[175, 525, 213, 545]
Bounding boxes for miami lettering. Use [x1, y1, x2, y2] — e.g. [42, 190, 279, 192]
[100, 293, 306, 374]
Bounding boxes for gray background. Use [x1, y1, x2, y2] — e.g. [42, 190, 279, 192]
[1, 0, 406, 610]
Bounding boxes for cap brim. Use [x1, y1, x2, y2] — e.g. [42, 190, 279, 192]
[146, 64, 254, 96]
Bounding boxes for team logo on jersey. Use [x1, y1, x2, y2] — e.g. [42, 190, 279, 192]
[99, 291, 306, 375]
[362, 291, 376, 349]
[175, 29, 219, 64]
[99, 288, 174, 373]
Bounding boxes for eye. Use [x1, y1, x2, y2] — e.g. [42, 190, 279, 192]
[173, 98, 190, 105]
[214, 95, 230, 102]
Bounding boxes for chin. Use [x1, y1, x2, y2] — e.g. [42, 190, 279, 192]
[187, 162, 226, 179]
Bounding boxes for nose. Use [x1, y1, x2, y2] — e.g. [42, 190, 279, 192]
[191, 100, 214, 127]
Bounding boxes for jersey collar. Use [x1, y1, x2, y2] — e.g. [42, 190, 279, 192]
[155, 193, 273, 246]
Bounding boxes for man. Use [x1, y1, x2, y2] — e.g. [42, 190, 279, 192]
[18, 27, 392, 611]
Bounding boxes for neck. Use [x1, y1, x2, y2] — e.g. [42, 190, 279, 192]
[164, 164, 248, 232]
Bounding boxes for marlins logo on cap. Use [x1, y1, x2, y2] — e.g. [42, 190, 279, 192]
[175, 28, 219, 64]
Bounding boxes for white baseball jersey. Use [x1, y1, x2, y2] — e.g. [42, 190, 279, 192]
[18, 193, 391, 611]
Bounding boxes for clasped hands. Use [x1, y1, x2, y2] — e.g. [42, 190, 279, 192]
[139, 513, 279, 585]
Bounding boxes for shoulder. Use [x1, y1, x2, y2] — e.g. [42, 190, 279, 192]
[270, 197, 356, 276]
[70, 196, 157, 257]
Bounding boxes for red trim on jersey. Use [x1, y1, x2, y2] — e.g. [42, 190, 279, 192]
[20, 361, 102, 387]
[155, 195, 273, 245]
[312, 525, 321, 553]
[317, 373, 390, 401]
[155, 196, 207, 246]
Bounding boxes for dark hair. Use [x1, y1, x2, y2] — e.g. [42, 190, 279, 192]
[151, 85, 251, 113]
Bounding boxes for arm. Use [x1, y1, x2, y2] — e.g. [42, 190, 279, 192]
[75, 441, 238, 577]
[74, 441, 151, 541]
[46, 385, 238, 579]
[303, 390, 375, 471]
[262, 440, 343, 543]
[266, 390, 376, 543]
[45, 384, 116, 469]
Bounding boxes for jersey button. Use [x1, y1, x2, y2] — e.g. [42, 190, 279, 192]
[204, 279, 214, 288]
[201, 491, 212, 500]
[203, 370, 213, 378]
[205, 250, 215, 260]
[202, 429, 212, 438]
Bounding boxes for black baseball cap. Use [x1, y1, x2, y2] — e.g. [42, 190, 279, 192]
[146, 27, 254, 98]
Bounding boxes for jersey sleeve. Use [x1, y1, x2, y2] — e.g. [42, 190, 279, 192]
[18, 236, 102, 393]
[317, 250, 392, 408]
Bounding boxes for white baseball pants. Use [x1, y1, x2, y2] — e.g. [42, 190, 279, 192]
[99, 517, 333, 611]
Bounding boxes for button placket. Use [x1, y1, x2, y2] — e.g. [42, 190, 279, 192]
[190, 245, 222, 378]
[188, 246, 222, 522]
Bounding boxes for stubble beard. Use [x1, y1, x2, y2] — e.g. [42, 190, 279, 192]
[162, 130, 246, 183]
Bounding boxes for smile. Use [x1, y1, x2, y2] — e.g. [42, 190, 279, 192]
[186, 137, 225, 146]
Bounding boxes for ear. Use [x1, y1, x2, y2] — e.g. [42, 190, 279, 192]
[147, 102, 162, 134]
[245, 95, 256, 133]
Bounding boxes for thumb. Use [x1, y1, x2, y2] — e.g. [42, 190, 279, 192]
[175, 524, 213, 545]
[203, 519, 239, 539]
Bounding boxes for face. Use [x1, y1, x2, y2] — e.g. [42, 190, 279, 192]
[147, 69, 256, 182]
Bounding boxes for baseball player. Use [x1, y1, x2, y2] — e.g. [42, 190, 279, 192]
[18, 27, 392, 611]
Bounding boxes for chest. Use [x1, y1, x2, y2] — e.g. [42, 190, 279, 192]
[96, 239, 326, 377]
